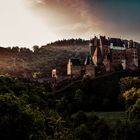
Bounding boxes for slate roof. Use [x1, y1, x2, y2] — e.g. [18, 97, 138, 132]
[100, 36, 109, 45]
[70, 59, 81, 66]
[93, 46, 102, 64]
[109, 38, 124, 47]
[85, 56, 94, 65]
[89, 37, 100, 56]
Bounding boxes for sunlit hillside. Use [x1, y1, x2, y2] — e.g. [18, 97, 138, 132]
[0, 39, 89, 78]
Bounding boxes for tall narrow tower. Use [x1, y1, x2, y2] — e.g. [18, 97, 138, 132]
[92, 46, 102, 66]
[67, 59, 72, 76]
[89, 36, 102, 66]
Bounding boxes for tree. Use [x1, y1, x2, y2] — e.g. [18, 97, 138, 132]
[45, 110, 73, 140]
[123, 87, 140, 108]
[71, 111, 87, 127]
[33, 45, 39, 53]
[119, 77, 140, 93]
[74, 124, 92, 140]
[128, 99, 140, 120]
[73, 89, 83, 110]
[0, 93, 47, 140]
[12, 46, 20, 53]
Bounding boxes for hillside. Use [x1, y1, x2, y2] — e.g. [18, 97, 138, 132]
[0, 71, 140, 139]
[1, 38, 140, 78]
[0, 39, 90, 78]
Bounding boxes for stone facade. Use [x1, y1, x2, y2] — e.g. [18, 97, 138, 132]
[67, 58, 82, 78]
[52, 69, 57, 78]
[66, 36, 139, 78]
[84, 56, 95, 77]
[90, 36, 139, 72]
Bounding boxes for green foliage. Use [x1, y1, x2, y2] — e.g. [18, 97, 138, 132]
[123, 87, 140, 108]
[111, 121, 130, 140]
[128, 119, 140, 140]
[74, 124, 92, 140]
[119, 76, 140, 109]
[0, 77, 73, 139]
[71, 111, 110, 140]
[47, 38, 89, 46]
[0, 73, 140, 139]
[45, 110, 73, 140]
[32, 72, 41, 78]
[119, 76, 140, 93]
[128, 99, 140, 120]
[111, 118, 140, 140]
[59, 72, 123, 112]
[0, 43, 89, 77]
[95, 112, 127, 126]
[71, 111, 88, 127]
[0, 93, 46, 140]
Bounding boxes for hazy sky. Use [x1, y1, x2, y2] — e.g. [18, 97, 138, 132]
[0, 0, 140, 48]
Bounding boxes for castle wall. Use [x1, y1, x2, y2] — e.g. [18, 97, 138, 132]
[111, 49, 126, 64]
[67, 63, 72, 75]
[103, 58, 111, 72]
[85, 65, 95, 78]
[126, 48, 138, 70]
[71, 66, 82, 78]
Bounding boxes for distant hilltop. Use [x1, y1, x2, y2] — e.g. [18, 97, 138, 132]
[63, 36, 140, 80]
[43, 37, 140, 48]
[0, 37, 140, 50]
[46, 38, 89, 47]
[0, 36, 140, 79]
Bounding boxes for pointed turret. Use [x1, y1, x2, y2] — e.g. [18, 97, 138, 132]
[89, 36, 100, 57]
[67, 59, 72, 75]
[84, 56, 95, 78]
[92, 46, 102, 66]
[84, 56, 93, 65]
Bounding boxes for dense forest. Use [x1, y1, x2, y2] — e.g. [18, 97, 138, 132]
[0, 39, 140, 139]
[0, 39, 89, 78]
[46, 38, 89, 47]
[0, 70, 140, 139]
[0, 38, 140, 78]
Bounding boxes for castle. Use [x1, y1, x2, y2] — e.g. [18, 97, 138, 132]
[66, 36, 139, 78]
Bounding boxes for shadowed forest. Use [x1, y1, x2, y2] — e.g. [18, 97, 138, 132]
[0, 39, 89, 78]
[0, 38, 140, 79]
[0, 70, 140, 139]
[0, 39, 140, 139]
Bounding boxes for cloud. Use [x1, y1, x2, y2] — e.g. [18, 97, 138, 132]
[27, 0, 140, 42]
[87, 0, 140, 41]
[27, 0, 101, 38]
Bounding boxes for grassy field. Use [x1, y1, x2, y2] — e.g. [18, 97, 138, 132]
[95, 112, 127, 126]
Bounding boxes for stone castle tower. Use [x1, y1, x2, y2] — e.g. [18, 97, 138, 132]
[84, 56, 95, 78]
[89, 36, 103, 66]
[126, 40, 138, 69]
[66, 36, 139, 79]
[67, 59, 72, 76]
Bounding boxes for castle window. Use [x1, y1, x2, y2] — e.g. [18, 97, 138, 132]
[52, 69, 57, 78]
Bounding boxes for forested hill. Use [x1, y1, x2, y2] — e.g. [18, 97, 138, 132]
[0, 39, 90, 78]
[46, 38, 89, 47]
[0, 38, 140, 78]
[0, 71, 140, 139]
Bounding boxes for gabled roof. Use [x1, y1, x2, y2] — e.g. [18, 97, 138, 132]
[85, 56, 94, 65]
[89, 36, 100, 56]
[123, 40, 128, 47]
[92, 46, 102, 66]
[100, 36, 109, 46]
[70, 59, 81, 66]
[109, 38, 124, 47]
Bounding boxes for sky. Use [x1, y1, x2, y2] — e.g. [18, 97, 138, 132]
[0, 0, 140, 48]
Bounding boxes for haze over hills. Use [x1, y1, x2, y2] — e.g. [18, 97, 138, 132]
[0, 39, 90, 78]
[0, 37, 140, 78]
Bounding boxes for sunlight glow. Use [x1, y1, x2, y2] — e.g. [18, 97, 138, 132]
[0, 0, 57, 48]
